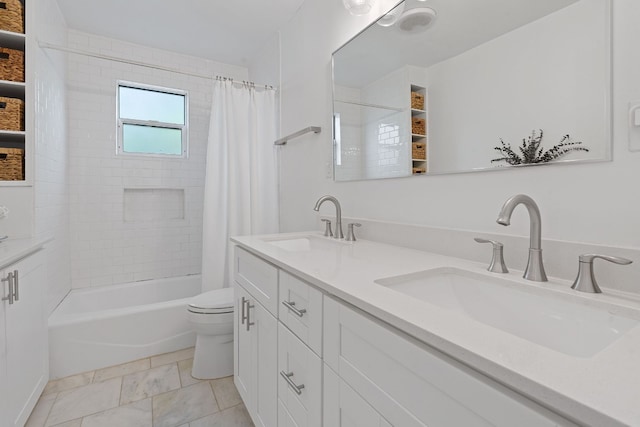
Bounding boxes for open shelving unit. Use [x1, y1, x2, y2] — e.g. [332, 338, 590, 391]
[0, 1, 27, 183]
[410, 84, 427, 175]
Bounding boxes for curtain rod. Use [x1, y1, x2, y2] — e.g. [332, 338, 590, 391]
[38, 40, 276, 91]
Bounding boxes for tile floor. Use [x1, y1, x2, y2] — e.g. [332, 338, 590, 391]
[25, 347, 254, 427]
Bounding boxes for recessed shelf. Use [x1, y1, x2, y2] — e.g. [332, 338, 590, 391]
[0, 30, 25, 50]
[411, 108, 426, 116]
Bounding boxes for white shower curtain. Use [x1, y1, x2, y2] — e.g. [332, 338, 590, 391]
[201, 79, 279, 292]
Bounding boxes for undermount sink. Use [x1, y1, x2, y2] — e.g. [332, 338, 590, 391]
[262, 235, 348, 252]
[375, 267, 639, 358]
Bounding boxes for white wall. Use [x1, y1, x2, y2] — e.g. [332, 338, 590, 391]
[276, 0, 640, 255]
[33, 0, 71, 313]
[66, 30, 248, 289]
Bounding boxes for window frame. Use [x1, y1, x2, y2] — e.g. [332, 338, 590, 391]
[116, 80, 189, 158]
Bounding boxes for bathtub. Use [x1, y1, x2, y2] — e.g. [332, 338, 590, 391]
[49, 275, 202, 379]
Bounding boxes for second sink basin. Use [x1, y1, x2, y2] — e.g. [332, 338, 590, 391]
[262, 235, 348, 252]
[375, 267, 639, 358]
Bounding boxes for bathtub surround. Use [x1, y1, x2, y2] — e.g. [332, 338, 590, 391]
[66, 30, 249, 289]
[201, 79, 279, 292]
[26, 348, 253, 427]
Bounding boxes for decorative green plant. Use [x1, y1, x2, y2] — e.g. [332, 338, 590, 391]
[492, 129, 588, 165]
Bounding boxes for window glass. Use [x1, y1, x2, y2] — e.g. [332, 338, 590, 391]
[117, 82, 188, 157]
[122, 124, 182, 155]
[119, 86, 185, 124]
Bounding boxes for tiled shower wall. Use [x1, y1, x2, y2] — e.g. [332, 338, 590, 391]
[66, 30, 249, 289]
[34, 0, 71, 313]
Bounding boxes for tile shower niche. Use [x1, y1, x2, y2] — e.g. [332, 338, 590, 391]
[124, 188, 185, 222]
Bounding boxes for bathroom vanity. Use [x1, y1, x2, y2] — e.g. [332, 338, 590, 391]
[232, 232, 640, 427]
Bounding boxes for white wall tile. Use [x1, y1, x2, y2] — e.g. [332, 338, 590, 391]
[67, 30, 249, 289]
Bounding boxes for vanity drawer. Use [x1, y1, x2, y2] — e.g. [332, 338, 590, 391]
[324, 296, 575, 427]
[234, 247, 278, 316]
[278, 323, 322, 427]
[279, 271, 323, 355]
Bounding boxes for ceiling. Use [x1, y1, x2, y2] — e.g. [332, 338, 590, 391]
[55, 0, 307, 66]
[334, 0, 580, 88]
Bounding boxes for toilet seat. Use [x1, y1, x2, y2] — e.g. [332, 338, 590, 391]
[188, 287, 234, 314]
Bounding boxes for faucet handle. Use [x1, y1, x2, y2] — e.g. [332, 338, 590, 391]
[345, 223, 361, 242]
[474, 238, 508, 273]
[571, 254, 632, 293]
[321, 219, 333, 237]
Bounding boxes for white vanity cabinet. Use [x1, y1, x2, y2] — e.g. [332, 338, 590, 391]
[323, 296, 575, 427]
[233, 242, 576, 427]
[0, 249, 47, 427]
[234, 248, 279, 427]
[234, 247, 323, 427]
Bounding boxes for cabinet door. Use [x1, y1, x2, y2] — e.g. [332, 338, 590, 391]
[277, 324, 321, 427]
[324, 366, 391, 427]
[5, 252, 47, 427]
[0, 267, 7, 424]
[234, 284, 254, 410]
[235, 283, 278, 427]
[252, 297, 278, 427]
[324, 296, 572, 427]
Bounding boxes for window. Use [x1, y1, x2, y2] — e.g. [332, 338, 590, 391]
[117, 82, 188, 157]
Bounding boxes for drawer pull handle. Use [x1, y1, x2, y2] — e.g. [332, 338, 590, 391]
[282, 301, 306, 317]
[280, 371, 305, 395]
[246, 299, 255, 331]
[241, 296, 248, 325]
[1, 271, 14, 305]
[12, 270, 18, 302]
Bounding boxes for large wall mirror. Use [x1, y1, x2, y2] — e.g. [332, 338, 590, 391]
[332, 0, 611, 181]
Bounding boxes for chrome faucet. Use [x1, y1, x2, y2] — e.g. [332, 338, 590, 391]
[496, 194, 547, 282]
[313, 195, 344, 239]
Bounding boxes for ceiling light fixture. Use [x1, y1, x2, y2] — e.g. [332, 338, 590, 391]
[343, 0, 375, 16]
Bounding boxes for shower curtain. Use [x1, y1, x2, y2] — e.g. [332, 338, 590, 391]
[201, 79, 279, 292]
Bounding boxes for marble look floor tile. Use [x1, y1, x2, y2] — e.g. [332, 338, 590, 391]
[190, 404, 253, 427]
[93, 358, 150, 383]
[178, 358, 201, 387]
[120, 363, 181, 405]
[152, 382, 219, 427]
[150, 347, 195, 368]
[43, 372, 95, 395]
[210, 376, 242, 411]
[25, 392, 57, 427]
[81, 398, 152, 427]
[50, 419, 82, 427]
[45, 377, 122, 426]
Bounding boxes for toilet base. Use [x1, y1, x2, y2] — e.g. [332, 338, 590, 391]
[191, 332, 234, 380]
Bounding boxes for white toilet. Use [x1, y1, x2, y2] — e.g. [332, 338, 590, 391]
[187, 287, 235, 380]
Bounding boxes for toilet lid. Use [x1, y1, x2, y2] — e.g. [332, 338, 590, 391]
[188, 287, 234, 314]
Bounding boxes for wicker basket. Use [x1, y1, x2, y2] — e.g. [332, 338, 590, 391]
[412, 117, 426, 135]
[0, 47, 23, 82]
[0, 96, 23, 131]
[0, 147, 24, 180]
[412, 167, 426, 175]
[411, 92, 424, 110]
[412, 142, 426, 160]
[0, 0, 24, 34]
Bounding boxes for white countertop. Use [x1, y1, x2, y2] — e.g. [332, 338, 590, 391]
[232, 231, 640, 427]
[0, 237, 50, 270]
